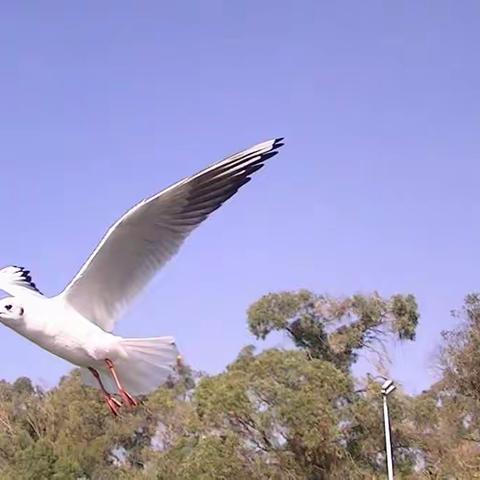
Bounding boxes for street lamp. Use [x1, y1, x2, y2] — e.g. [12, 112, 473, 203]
[381, 379, 396, 480]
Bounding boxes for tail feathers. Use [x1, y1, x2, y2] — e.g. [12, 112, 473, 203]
[81, 336, 179, 396]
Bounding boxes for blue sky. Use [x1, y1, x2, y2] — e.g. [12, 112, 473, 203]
[1, 1, 479, 394]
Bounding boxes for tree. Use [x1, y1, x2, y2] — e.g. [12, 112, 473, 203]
[410, 293, 480, 477]
[247, 290, 419, 371]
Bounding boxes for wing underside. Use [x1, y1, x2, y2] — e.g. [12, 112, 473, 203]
[61, 138, 284, 331]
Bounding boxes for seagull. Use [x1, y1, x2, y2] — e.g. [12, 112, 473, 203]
[0, 138, 284, 415]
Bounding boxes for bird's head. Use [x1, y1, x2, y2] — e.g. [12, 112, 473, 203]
[0, 298, 24, 323]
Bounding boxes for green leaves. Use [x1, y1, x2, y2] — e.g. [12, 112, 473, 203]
[247, 290, 316, 340]
[248, 290, 420, 371]
[390, 294, 419, 340]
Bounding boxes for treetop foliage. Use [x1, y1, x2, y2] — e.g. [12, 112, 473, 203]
[248, 290, 419, 370]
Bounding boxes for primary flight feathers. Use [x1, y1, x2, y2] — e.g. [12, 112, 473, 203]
[0, 266, 43, 297]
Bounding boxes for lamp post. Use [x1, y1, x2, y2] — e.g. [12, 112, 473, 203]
[381, 379, 396, 480]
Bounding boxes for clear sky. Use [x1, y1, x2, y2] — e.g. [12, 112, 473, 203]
[1, 1, 479, 394]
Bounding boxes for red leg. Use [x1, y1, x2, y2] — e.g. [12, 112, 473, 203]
[88, 367, 122, 416]
[105, 359, 138, 407]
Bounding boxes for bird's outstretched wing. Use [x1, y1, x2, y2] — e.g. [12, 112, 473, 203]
[61, 138, 284, 331]
[0, 266, 43, 298]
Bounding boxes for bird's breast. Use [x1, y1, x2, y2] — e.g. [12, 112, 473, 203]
[16, 303, 115, 367]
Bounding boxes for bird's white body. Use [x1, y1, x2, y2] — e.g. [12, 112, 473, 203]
[0, 138, 283, 398]
[3, 293, 122, 368]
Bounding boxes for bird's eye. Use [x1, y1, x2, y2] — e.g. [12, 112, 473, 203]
[5, 305, 12, 311]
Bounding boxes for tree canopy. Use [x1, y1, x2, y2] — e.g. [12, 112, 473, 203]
[0, 289, 477, 479]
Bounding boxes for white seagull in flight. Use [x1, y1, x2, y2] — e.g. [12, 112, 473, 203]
[0, 138, 284, 415]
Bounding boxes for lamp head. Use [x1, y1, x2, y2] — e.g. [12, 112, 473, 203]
[381, 379, 396, 396]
